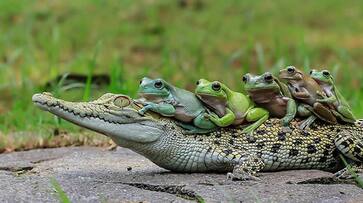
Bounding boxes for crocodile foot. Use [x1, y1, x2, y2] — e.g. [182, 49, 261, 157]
[334, 165, 363, 179]
[227, 155, 264, 181]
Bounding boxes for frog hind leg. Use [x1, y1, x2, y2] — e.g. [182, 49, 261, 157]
[296, 104, 316, 129]
[299, 115, 317, 130]
[242, 108, 269, 134]
[296, 103, 312, 117]
[227, 155, 264, 181]
[281, 99, 297, 132]
[334, 106, 356, 123]
[176, 121, 216, 134]
[312, 102, 337, 124]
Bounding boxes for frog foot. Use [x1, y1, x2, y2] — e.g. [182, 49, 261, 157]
[176, 121, 215, 134]
[281, 126, 292, 133]
[138, 108, 147, 115]
[299, 115, 317, 130]
[242, 125, 256, 135]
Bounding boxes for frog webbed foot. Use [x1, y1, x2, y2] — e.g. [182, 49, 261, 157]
[299, 115, 317, 130]
[281, 126, 293, 133]
[227, 155, 264, 181]
[241, 126, 255, 136]
[137, 102, 154, 115]
[138, 107, 149, 115]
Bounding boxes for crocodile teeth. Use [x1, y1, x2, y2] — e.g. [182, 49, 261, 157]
[47, 100, 55, 106]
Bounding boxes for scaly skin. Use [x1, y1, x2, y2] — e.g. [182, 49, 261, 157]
[32, 92, 363, 179]
[310, 69, 356, 123]
[195, 79, 269, 135]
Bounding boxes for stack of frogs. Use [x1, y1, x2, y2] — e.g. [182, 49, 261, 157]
[32, 65, 363, 181]
[137, 66, 358, 135]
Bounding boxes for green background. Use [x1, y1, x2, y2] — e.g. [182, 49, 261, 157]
[0, 0, 362, 149]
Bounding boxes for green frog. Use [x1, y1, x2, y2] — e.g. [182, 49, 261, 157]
[279, 66, 337, 129]
[138, 77, 216, 133]
[194, 79, 269, 134]
[310, 69, 356, 123]
[243, 72, 296, 131]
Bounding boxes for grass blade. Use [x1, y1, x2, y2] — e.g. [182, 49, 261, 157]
[50, 177, 72, 203]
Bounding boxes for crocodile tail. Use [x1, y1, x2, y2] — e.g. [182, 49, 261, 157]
[335, 128, 363, 162]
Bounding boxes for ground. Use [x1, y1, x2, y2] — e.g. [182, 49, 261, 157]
[0, 147, 362, 202]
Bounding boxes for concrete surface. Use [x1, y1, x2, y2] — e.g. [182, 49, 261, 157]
[0, 147, 362, 203]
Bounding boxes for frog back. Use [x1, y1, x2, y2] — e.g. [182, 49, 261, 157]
[170, 86, 205, 117]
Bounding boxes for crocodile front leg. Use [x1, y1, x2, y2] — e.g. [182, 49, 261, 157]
[227, 155, 265, 181]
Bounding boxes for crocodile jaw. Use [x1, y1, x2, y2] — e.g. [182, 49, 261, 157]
[32, 93, 163, 145]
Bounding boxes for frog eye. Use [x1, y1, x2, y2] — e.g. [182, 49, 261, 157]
[287, 66, 295, 74]
[309, 70, 314, 75]
[322, 70, 330, 77]
[242, 75, 248, 83]
[154, 80, 163, 89]
[139, 79, 143, 84]
[196, 80, 200, 85]
[264, 74, 273, 82]
[212, 82, 221, 91]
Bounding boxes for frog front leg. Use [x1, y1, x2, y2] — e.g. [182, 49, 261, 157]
[281, 98, 297, 132]
[227, 155, 264, 181]
[291, 87, 311, 100]
[138, 102, 176, 116]
[208, 108, 236, 127]
[242, 108, 269, 134]
[193, 112, 217, 130]
[316, 91, 337, 103]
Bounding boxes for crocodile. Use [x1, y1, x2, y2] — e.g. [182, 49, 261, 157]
[32, 92, 363, 179]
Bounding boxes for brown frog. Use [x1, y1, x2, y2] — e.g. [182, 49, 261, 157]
[279, 66, 337, 129]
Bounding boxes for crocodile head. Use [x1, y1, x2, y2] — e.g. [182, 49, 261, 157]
[32, 92, 164, 147]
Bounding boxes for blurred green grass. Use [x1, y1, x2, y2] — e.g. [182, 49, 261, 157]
[0, 0, 363, 149]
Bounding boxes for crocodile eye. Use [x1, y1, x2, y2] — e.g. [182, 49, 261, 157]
[264, 74, 273, 82]
[322, 70, 330, 77]
[242, 75, 248, 83]
[287, 66, 295, 74]
[113, 96, 131, 108]
[212, 82, 221, 91]
[196, 80, 200, 85]
[154, 80, 163, 89]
